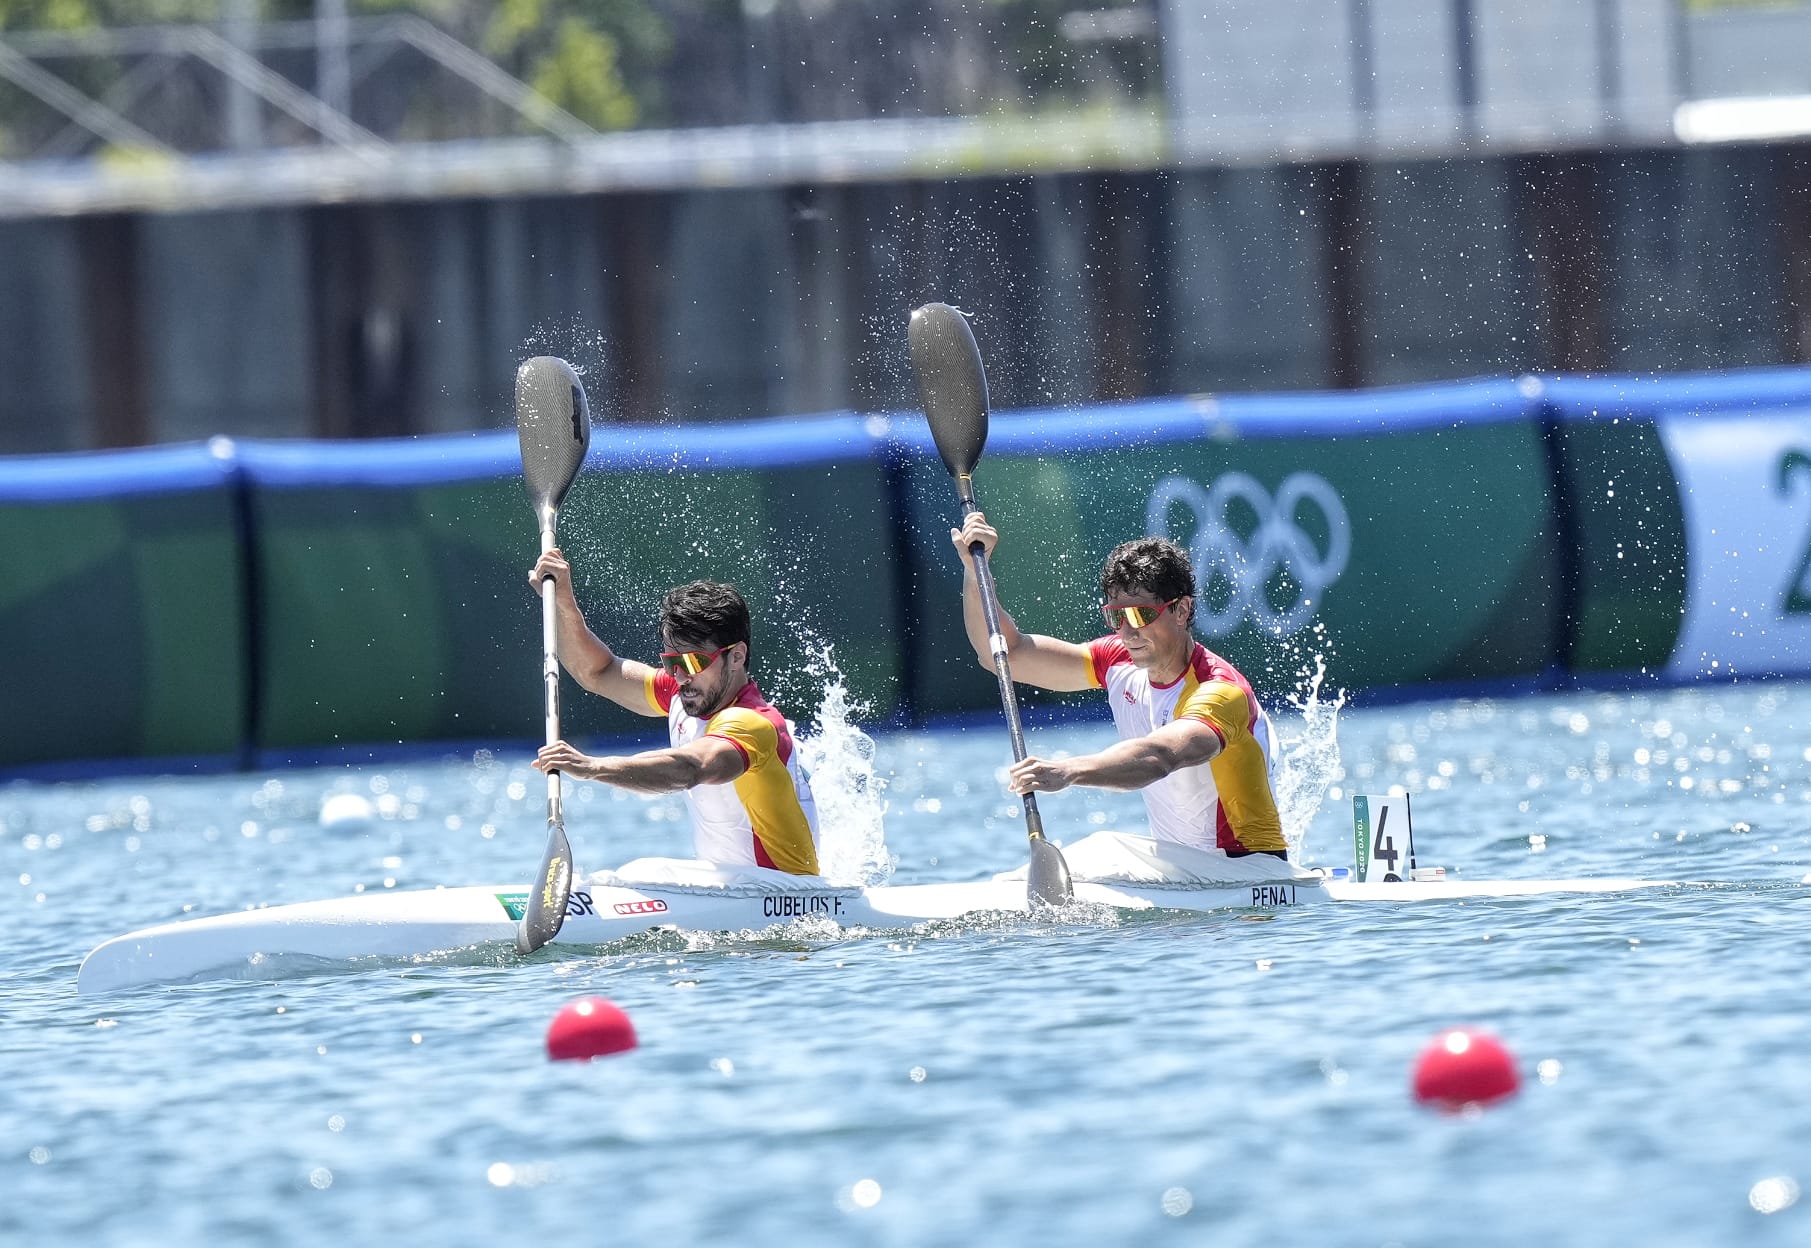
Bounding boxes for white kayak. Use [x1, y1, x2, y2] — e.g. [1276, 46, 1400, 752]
[75, 832, 1672, 995]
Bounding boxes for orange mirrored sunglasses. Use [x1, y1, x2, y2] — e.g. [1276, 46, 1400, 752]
[659, 645, 733, 677]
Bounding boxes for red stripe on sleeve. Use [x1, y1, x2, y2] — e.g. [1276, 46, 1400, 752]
[649, 671, 679, 714]
[1191, 716, 1227, 750]
[1088, 637, 1128, 688]
[707, 733, 752, 772]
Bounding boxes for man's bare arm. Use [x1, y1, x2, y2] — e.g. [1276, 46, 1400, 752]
[951, 512, 1095, 692]
[1007, 719, 1223, 793]
[532, 548, 663, 717]
[534, 735, 747, 793]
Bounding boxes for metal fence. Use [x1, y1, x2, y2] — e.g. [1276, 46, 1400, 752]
[4, 2, 1811, 216]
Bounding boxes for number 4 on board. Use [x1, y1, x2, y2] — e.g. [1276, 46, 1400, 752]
[1352, 794, 1415, 883]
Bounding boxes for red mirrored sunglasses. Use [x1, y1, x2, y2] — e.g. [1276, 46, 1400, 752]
[1100, 599, 1179, 630]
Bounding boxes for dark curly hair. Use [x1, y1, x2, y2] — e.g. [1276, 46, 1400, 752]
[660, 581, 752, 655]
[1099, 537, 1195, 605]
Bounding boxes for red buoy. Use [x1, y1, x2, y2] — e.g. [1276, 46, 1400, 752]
[546, 997, 638, 1061]
[1412, 1027, 1520, 1110]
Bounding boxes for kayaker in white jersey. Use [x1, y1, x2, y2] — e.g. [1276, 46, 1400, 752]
[528, 549, 820, 875]
[950, 515, 1287, 859]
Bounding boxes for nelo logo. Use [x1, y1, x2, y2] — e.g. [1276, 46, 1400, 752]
[1146, 472, 1350, 638]
[613, 899, 670, 916]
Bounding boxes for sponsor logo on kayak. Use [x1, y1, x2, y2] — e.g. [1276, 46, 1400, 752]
[1250, 884, 1298, 907]
[762, 894, 845, 919]
[494, 890, 597, 920]
[613, 899, 670, 916]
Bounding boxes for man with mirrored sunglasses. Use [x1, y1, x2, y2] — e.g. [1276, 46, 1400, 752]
[527, 548, 820, 875]
[950, 514, 1286, 859]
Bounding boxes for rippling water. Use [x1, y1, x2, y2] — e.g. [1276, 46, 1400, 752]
[6, 681, 1811, 1245]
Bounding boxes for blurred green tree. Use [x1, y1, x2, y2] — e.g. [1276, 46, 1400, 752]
[0, 0, 672, 132]
[483, 0, 670, 129]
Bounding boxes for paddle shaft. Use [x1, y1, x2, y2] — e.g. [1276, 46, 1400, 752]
[959, 484, 1049, 846]
[539, 525, 565, 826]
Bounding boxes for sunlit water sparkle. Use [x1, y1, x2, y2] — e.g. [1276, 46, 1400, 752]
[6, 680, 1811, 1245]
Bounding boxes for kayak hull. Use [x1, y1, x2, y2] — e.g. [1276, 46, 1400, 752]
[74, 872, 1670, 995]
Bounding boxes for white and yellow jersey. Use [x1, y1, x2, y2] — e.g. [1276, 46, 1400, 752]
[646, 674, 821, 875]
[1085, 638, 1285, 855]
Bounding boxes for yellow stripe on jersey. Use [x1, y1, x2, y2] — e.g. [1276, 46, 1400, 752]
[1175, 676, 1285, 853]
[707, 707, 820, 875]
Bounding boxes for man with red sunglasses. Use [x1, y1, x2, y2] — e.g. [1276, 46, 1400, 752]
[950, 514, 1285, 859]
[527, 548, 820, 875]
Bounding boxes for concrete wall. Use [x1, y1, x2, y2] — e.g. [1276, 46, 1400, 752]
[0, 220, 89, 453]
[2, 143, 1810, 451]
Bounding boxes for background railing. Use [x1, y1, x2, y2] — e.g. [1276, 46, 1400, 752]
[4, 1, 1811, 213]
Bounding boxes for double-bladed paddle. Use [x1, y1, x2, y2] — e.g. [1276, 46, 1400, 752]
[907, 303, 1074, 907]
[513, 355, 592, 954]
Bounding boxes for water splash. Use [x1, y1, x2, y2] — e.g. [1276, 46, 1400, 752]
[1271, 651, 1347, 862]
[791, 637, 894, 887]
[519, 318, 612, 399]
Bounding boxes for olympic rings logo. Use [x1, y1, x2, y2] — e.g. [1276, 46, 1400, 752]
[1145, 472, 1351, 637]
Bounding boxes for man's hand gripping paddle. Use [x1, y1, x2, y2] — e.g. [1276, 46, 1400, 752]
[907, 303, 1074, 907]
[514, 356, 591, 954]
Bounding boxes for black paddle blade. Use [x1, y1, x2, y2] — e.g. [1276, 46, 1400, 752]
[516, 823, 573, 954]
[907, 303, 989, 479]
[515, 356, 591, 529]
[1028, 835, 1074, 907]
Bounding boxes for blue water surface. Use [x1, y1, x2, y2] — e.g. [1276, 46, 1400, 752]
[5, 682, 1811, 1246]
